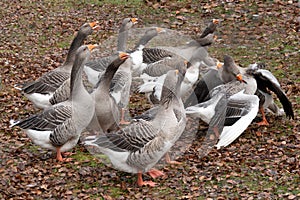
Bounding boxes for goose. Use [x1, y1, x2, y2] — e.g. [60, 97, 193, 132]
[109, 27, 166, 124]
[150, 20, 218, 63]
[199, 19, 220, 39]
[90, 52, 130, 133]
[183, 61, 223, 107]
[139, 47, 219, 104]
[14, 22, 99, 109]
[84, 62, 187, 187]
[245, 64, 294, 124]
[84, 18, 138, 87]
[129, 27, 168, 76]
[221, 59, 294, 125]
[138, 55, 186, 104]
[50, 27, 165, 123]
[185, 57, 294, 125]
[186, 55, 259, 149]
[10, 45, 97, 161]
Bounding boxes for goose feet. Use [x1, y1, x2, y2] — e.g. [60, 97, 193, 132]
[257, 119, 269, 126]
[56, 148, 73, 162]
[257, 107, 269, 126]
[120, 108, 130, 125]
[148, 168, 165, 179]
[165, 152, 182, 165]
[137, 172, 156, 187]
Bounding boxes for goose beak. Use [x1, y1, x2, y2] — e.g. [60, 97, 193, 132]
[131, 18, 139, 24]
[213, 19, 220, 24]
[236, 74, 247, 84]
[119, 52, 130, 60]
[89, 21, 101, 30]
[216, 62, 223, 69]
[175, 69, 179, 75]
[156, 27, 166, 33]
[87, 44, 98, 51]
[184, 60, 191, 68]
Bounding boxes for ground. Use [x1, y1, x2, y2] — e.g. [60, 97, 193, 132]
[0, 0, 299, 199]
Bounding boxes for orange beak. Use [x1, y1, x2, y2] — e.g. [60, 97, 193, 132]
[216, 62, 223, 69]
[236, 74, 247, 84]
[213, 19, 220, 24]
[156, 27, 166, 33]
[119, 52, 130, 60]
[89, 21, 100, 30]
[131, 18, 138, 24]
[87, 44, 98, 51]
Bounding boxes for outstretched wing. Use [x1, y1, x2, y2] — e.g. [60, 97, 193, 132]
[253, 69, 294, 119]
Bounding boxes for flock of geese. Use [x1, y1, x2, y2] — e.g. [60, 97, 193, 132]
[10, 18, 294, 187]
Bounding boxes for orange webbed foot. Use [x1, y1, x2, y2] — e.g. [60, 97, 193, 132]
[148, 168, 165, 179]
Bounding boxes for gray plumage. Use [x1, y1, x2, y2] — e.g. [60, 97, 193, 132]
[84, 18, 137, 86]
[15, 22, 99, 108]
[89, 52, 129, 133]
[84, 66, 187, 186]
[14, 22, 99, 109]
[11, 45, 96, 161]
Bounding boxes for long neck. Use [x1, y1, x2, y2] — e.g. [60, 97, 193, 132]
[70, 57, 85, 98]
[117, 30, 129, 51]
[96, 59, 124, 91]
[133, 33, 155, 50]
[64, 32, 87, 66]
[161, 76, 183, 107]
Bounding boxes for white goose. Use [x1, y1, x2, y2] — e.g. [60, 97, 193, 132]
[10, 45, 96, 161]
[14, 22, 99, 109]
[85, 63, 187, 187]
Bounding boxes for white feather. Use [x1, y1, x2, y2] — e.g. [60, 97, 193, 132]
[9, 119, 19, 128]
[24, 92, 53, 109]
[83, 65, 101, 87]
[215, 93, 259, 149]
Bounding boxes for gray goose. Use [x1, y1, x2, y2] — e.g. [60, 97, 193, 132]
[110, 27, 166, 124]
[90, 52, 130, 133]
[220, 57, 294, 125]
[84, 18, 138, 87]
[148, 19, 218, 64]
[14, 22, 99, 109]
[198, 19, 220, 39]
[185, 56, 294, 125]
[84, 62, 187, 187]
[10, 45, 97, 161]
[186, 55, 259, 149]
[139, 47, 220, 105]
[50, 27, 165, 124]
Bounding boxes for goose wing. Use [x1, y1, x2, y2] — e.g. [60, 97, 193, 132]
[210, 92, 259, 149]
[21, 71, 70, 94]
[142, 48, 174, 64]
[49, 79, 71, 105]
[12, 104, 72, 131]
[90, 119, 159, 153]
[253, 69, 294, 119]
[110, 68, 130, 90]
